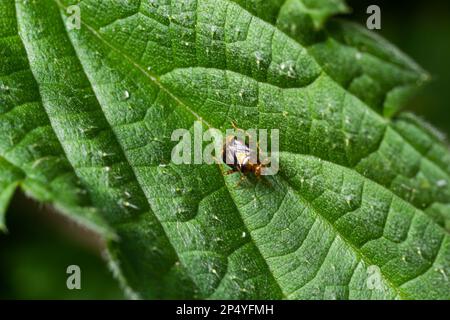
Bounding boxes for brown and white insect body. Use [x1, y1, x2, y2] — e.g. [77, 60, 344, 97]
[222, 130, 266, 177]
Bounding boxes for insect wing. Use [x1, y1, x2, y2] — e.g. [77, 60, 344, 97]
[224, 137, 250, 166]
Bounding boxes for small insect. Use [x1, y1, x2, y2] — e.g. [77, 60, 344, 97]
[221, 124, 267, 178]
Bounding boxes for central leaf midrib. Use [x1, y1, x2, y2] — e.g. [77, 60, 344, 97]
[158, 64, 450, 223]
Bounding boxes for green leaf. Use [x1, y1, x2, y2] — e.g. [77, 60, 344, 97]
[232, 0, 349, 28]
[0, 157, 23, 231]
[240, 0, 429, 116]
[0, 0, 449, 299]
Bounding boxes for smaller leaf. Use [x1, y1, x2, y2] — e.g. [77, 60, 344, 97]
[267, 0, 430, 115]
[0, 157, 23, 232]
[234, 0, 349, 28]
[297, 0, 350, 28]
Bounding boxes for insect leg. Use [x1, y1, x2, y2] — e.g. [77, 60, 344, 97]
[224, 168, 238, 175]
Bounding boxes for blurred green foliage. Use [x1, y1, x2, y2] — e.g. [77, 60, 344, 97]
[0, 194, 123, 299]
[348, 0, 450, 137]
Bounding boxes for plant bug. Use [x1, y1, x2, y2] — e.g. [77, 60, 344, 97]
[221, 122, 269, 178]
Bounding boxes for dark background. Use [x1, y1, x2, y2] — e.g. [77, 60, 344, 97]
[0, 0, 449, 299]
[348, 0, 450, 135]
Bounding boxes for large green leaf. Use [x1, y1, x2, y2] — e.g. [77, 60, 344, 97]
[0, 0, 449, 299]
